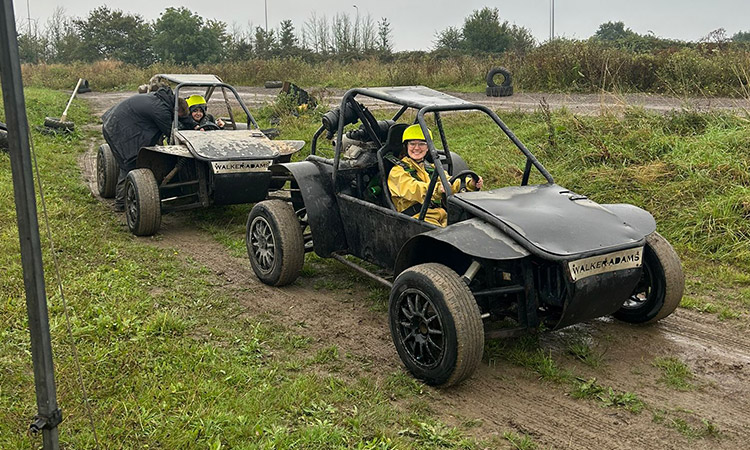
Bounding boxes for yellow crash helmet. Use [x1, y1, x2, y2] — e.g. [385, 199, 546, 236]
[402, 124, 433, 142]
[186, 94, 207, 112]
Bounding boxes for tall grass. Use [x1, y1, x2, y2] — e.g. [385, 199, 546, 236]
[17, 41, 750, 96]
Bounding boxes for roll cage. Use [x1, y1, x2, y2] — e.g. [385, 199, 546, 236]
[311, 86, 555, 222]
[149, 74, 260, 144]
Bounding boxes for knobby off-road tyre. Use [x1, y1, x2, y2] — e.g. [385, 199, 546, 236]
[97, 144, 118, 198]
[614, 232, 684, 324]
[485, 85, 514, 97]
[246, 200, 305, 286]
[44, 116, 75, 131]
[264, 80, 283, 89]
[389, 263, 484, 387]
[125, 168, 161, 236]
[486, 67, 512, 88]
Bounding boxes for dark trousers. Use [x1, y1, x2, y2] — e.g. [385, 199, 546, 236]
[103, 131, 136, 207]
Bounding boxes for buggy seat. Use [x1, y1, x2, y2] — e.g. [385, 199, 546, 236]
[376, 123, 409, 211]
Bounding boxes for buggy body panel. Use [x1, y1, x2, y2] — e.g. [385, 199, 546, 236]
[454, 184, 648, 258]
[274, 160, 348, 257]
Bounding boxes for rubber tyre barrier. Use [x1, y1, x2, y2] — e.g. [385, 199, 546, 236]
[264, 80, 283, 89]
[486, 67, 512, 88]
[77, 79, 91, 94]
[485, 85, 514, 97]
[44, 116, 75, 132]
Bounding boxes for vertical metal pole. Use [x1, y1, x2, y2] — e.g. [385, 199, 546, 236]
[551, 0, 555, 41]
[0, 1, 61, 449]
[264, 0, 268, 32]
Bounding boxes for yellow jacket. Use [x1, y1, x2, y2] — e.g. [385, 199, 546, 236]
[387, 156, 472, 227]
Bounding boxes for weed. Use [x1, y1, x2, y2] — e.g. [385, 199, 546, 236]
[566, 337, 604, 368]
[654, 409, 722, 439]
[653, 357, 695, 390]
[503, 431, 538, 450]
[571, 378, 644, 413]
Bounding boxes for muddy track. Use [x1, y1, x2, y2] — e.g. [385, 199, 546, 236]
[78, 87, 750, 118]
[79, 139, 748, 449]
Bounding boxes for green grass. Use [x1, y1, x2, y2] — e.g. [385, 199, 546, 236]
[502, 431, 539, 450]
[653, 357, 696, 391]
[652, 409, 722, 440]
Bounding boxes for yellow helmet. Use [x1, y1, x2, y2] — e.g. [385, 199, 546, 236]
[402, 124, 433, 142]
[186, 94, 206, 111]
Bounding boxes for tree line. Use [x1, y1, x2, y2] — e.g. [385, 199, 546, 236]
[17, 6, 750, 66]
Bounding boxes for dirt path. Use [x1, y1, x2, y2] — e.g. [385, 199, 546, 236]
[78, 88, 750, 448]
[79, 86, 750, 118]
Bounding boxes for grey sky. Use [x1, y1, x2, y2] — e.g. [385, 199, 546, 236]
[13, 1, 750, 51]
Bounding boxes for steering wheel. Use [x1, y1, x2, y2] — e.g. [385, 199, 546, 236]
[448, 170, 481, 193]
[199, 121, 221, 131]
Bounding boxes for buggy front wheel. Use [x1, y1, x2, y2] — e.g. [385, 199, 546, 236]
[614, 232, 684, 324]
[246, 200, 304, 286]
[389, 263, 484, 387]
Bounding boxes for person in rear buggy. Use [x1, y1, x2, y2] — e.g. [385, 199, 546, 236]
[179, 95, 225, 131]
[102, 86, 188, 212]
[388, 124, 483, 227]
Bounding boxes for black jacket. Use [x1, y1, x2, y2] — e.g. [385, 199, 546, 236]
[101, 87, 174, 166]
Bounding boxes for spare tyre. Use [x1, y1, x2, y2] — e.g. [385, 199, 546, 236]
[486, 67, 512, 88]
[77, 79, 91, 94]
[44, 116, 75, 131]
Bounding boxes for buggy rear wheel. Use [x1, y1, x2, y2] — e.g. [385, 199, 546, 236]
[246, 200, 304, 286]
[614, 232, 684, 324]
[125, 168, 161, 236]
[389, 263, 484, 387]
[97, 144, 118, 198]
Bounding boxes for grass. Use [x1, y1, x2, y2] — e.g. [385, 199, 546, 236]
[653, 357, 696, 391]
[652, 409, 722, 440]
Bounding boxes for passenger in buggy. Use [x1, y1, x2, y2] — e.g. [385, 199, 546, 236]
[387, 124, 483, 227]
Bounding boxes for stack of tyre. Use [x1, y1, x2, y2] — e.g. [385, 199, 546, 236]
[486, 67, 513, 97]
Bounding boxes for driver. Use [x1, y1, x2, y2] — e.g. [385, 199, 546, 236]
[388, 124, 483, 227]
[180, 95, 225, 131]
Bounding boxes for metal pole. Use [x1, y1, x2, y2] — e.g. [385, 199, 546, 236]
[551, 0, 555, 41]
[0, 1, 62, 449]
[264, 0, 268, 32]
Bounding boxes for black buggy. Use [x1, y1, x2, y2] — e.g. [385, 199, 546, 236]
[245, 86, 684, 387]
[97, 74, 304, 236]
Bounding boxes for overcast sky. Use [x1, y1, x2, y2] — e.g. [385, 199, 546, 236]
[12, 0, 750, 51]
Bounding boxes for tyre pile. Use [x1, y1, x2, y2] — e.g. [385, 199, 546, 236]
[485, 67, 513, 97]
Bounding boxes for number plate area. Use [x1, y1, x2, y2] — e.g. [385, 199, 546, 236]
[567, 247, 643, 282]
[211, 160, 272, 174]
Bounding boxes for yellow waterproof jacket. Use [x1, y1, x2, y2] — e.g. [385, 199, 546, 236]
[387, 156, 472, 227]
